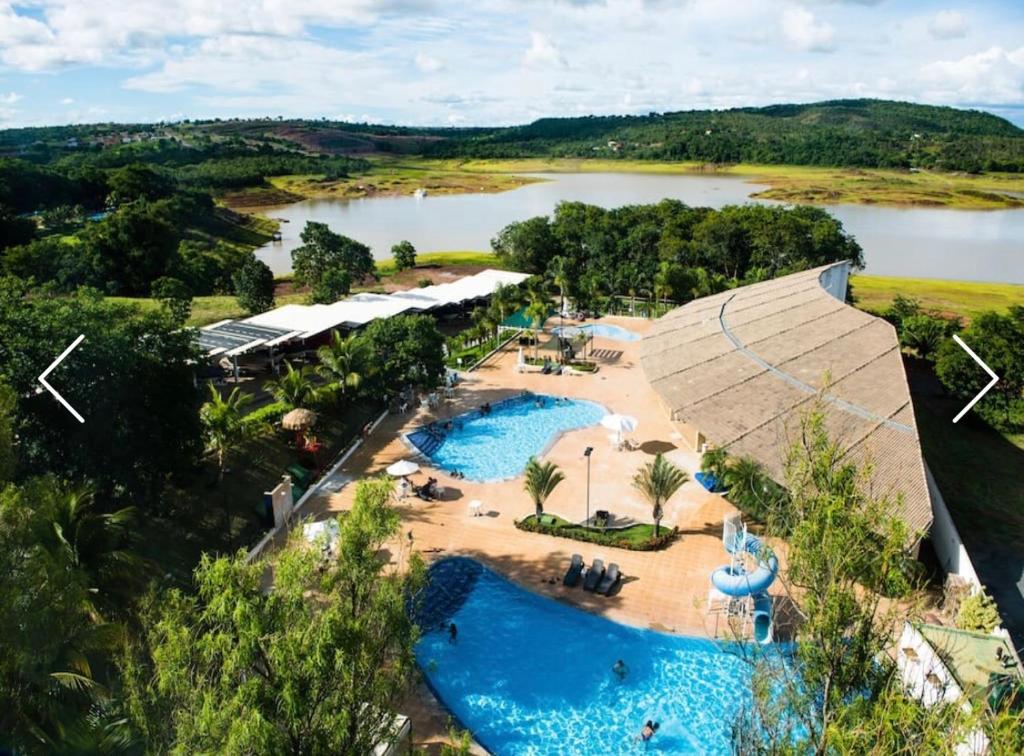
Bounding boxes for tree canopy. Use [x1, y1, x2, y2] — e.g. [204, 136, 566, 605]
[291, 221, 376, 304]
[362, 313, 446, 391]
[122, 477, 425, 754]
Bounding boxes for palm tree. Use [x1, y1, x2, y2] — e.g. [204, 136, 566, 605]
[525, 295, 549, 362]
[899, 314, 946, 361]
[548, 256, 571, 315]
[199, 384, 255, 484]
[523, 457, 565, 520]
[490, 282, 523, 324]
[632, 453, 689, 537]
[317, 330, 372, 403]
[46, 484, 149, 621]
[267, 361, 319, 409]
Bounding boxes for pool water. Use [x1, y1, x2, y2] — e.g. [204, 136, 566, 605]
[554, 323, 640, 342]
[416, 558, 758, 755]
[406, 393, 604, 481]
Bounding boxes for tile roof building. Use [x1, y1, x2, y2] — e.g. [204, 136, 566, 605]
[641, 262, 933, 540]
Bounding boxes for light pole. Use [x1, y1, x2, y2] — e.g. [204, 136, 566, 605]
[583, 446, 594, 527]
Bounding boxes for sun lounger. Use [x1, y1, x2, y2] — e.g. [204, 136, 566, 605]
[582, 558, 605, 592]
[563, 553, 584, 587]
[597, 563, 621, 595]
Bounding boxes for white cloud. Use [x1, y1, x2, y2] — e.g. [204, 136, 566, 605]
[920, 46, 1024, 104]
[523, 31, 567, 68]
[414, 51, 443, 73]
[61, 97, 75, 105]
[781, 7, 836, 53]
[927, 10, 969, 40]
[1, 91, 22, 104]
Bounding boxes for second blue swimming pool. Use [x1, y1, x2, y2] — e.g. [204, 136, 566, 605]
[416, 558, 764, 755]
[406, 393, 604, 481]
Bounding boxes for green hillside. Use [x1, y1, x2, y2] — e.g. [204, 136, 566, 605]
[423, 99, 1024, 172]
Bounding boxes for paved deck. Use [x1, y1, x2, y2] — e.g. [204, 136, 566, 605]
[286, 316, 791, 748]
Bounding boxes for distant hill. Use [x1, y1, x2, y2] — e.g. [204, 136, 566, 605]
[422, 99, 1024, 172]
[2, 99, 1022, 172]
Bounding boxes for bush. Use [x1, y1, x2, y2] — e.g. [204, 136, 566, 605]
[957, 589, 1002, 633]
[515, 514, 678, 551]
[391, 240, 416, 271]
[243, 400, 289, 427]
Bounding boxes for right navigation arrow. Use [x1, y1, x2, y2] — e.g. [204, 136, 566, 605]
[951, 334, 999, 424]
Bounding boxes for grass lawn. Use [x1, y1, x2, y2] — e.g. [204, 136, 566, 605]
[109, 290, 309, 327]
[375, 250, 505, 276]
[851, 275, 1024, 321]
[138, 401, 381, 586]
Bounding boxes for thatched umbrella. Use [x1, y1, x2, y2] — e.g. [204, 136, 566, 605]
[282, 408, 317, 431]
[282, 408, 317, 451]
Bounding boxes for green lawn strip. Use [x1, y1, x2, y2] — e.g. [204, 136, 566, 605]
[375, 250, 505, 277]
[851, 275, 1024, 321]
[138, 400, 381, 586]
[516, 513, 677, 551]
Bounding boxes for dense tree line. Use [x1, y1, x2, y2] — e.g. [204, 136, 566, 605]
[426, 99, 1024, 173]
[492, 200, 862, 310]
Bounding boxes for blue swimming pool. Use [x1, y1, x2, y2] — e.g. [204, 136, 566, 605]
[553, 323, 640, 342]
[406, 393, 604, 481]
[415, 558, 758, 755]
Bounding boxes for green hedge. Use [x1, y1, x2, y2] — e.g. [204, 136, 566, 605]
[243, 400, 290, 426]
[515, 514, 678, 551]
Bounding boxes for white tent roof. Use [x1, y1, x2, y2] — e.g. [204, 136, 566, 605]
[238, 268, 529, 341]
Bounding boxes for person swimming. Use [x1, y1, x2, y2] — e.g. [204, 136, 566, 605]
[448, 622, 458, 644]
[612, 659, 629, 681]
[636, 721, 659, 742]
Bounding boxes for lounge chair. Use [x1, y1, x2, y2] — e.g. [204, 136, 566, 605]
[563, 554, 584, 587]
[582, 558, 605, 592]
[597, 563, 621, 595]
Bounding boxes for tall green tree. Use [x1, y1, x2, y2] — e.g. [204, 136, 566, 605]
[0, 280, 202, 506]
[632, 453, 688, 536]
[232, 255, 275, 314]
[523, 457, 565, 520]
[390, 240, 417, 271]
[122, 477, 426, 754]
[362, 314, 446, 391]
[316, 330, 372, 404]
[525, 295, 549, 361]
[291, 221, 375, 303]
[150, 276, 193, 326]
[935, 307, 1024, 430]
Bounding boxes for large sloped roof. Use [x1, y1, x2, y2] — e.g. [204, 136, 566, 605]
[641, 263, 933, 539]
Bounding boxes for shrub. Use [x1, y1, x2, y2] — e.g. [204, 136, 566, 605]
[515, 515, 678, 551]
[957, 589, 1002, 634]
[243, 400, 290, 427]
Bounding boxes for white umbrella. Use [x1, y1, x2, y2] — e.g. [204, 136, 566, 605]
[386, 459, 420, 477]
[601, 414, 639, 442]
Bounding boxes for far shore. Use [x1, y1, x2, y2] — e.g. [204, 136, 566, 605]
[220, 156, 1024, 212]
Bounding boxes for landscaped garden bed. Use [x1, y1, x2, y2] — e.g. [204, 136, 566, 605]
[515, 513, 678, 551]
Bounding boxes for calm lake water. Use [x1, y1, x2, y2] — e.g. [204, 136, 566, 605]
[255, 172, 1024, 283]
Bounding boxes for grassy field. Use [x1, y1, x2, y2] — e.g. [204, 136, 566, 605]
[399, 157, 1024, 210]
[221, 158, 542, 208]
[376, 250, 504, 276]
[851, 275, 1024, 320]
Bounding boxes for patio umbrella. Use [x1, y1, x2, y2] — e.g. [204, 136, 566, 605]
[386, 459, 420, 477]
[281, 408, 317, 431]
[601, 413, 639, 442]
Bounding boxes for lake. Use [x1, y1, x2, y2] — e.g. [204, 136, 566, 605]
[255, 172, 1024, 283]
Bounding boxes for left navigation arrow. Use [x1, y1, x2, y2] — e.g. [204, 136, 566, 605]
[38, 334, 85, 423]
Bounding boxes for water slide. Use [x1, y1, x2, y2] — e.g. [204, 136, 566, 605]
[710, 529, 778, 643]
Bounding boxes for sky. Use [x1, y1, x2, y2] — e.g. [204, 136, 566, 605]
[1, 0, 1023, 129]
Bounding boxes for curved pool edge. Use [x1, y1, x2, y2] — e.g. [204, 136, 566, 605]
[401, 391, 609, 483]
[413, 556, 793, 755]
